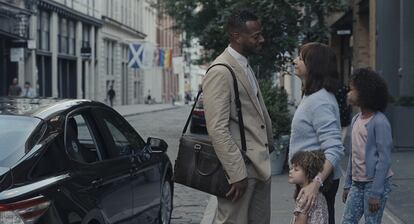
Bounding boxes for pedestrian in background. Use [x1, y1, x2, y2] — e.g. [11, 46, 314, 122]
[21, 81, 36, 98]
[342, 68, 393, 224]
[8, 78, 22, 96]
[290, 42, 344, 224]
[289, 151, 328, 224]
[107, 85, 115, 107]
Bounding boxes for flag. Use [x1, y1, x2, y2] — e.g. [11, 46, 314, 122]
[128, 42, 155, 69]
[159, 49, 164, 67]
[164, 49, 173, 69]
[128, 43, 143, 69]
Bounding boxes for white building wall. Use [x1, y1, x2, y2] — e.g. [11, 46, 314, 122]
[183, 38, 206, 99]
[141, 0, 163, 103]
[284, 73, 302, 109]
[99, 0, 154, 105]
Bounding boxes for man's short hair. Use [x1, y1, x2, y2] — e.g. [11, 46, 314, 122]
[226, 9, 258, 36]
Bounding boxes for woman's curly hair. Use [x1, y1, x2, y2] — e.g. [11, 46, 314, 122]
[291, 151, 326, 199]
[350, 68, 389, 112]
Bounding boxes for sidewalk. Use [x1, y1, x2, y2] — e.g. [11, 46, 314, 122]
[113, 103, 181, 117]
[385, 150, 414, 224]
[202, 149, 412, 224]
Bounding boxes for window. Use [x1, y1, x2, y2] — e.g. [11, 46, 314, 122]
[83, 25, 90, 48]
[68, 20, 75, 55]
[31, 133, 67, 178]
[95, 110, 145, 159]
[37, 11, 50, 51]
[65, 114, 100, 163]
[58, 18, 75, 55]
[0, 116, 41, 167]
[104, 39, 114, 75]
[111, 42, 115, 75]
[104, 40, 109, 74]
[59, 18, 68, 53]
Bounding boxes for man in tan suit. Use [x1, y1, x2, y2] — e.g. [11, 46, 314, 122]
[202, 9, 274, 224]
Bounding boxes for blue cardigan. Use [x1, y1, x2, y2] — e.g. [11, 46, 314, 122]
[344, 112, 393, 198]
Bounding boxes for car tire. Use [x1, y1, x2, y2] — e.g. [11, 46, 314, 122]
[159, 176, 173, 224]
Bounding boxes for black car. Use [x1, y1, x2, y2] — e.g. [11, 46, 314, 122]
[0, 98, 173, 224]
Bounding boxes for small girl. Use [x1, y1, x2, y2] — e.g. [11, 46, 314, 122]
[289, 151, 329, 224]
[342, 68, 393, 224]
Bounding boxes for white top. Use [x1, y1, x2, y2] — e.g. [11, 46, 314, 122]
[351, 115, 373, 181]
[227, 46, 258, 96]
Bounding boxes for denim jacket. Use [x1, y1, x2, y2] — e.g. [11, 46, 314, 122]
[344, 112, 393, 199]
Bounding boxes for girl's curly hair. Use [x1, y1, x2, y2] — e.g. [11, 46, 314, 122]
[291, 150, 325, 182]
[291, 151, 326, 199]
[350, 68, 389, 112]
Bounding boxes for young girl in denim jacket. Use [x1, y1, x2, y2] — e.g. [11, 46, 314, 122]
[342, 68, 394, 224]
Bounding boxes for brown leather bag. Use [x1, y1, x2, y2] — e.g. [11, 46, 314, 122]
[174, 63, 247, 198]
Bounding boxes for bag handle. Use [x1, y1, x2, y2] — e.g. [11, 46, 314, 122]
[182, 63, 247, 153]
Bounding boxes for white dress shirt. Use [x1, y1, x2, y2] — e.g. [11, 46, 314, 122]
[227, 46, 258, 96]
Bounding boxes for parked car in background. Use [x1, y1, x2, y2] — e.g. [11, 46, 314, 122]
[189, 94, 207, 134]
[0, 98, 173, 224]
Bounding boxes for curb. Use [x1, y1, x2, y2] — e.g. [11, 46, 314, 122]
[121, 105, 182, 117]
[384, 207, 405, 224]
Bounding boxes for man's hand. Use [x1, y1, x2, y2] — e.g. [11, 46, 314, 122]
[342, 189, 350, 203]
[226, 178, 248, 202]
[368, 197, 380, 212]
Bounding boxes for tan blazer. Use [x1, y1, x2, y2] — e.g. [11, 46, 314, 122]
[202, 49, 274, 184]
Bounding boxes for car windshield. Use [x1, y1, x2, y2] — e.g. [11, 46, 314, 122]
[0, 116, 41, 167]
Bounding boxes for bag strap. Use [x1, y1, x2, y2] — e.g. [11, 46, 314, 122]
[182, 63, 247, 153]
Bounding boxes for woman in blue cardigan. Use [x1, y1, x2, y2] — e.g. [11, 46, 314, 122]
[341, 68, 393, 224]
[290, 42, 345, 224]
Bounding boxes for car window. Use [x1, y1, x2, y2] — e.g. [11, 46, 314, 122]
[95, 109, 145, 159]
[0, 116, 41, 167]
[103, 119, 133, 156]
[74, 115, 94, 145]
[65, 114, 100, 163]
[31, 133, 67, 178]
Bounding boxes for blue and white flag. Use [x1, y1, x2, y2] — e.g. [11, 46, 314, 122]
[128, 42, 155, 69]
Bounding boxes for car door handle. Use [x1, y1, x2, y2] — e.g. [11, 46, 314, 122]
[91, 178, 103, 188]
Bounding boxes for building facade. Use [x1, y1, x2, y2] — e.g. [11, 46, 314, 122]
[1, 0, 182, 106]
[0, 0, 32, 96]
[329, 0, 414, 149]
[100, 0, 150, 105]
[30, 0, 101, 99]
[157, 11, 181, 103]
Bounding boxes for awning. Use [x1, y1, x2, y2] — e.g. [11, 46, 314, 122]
[330, 10, 353, 34]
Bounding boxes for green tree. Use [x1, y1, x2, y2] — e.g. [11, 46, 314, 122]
[259, 80, 291, 137]
[160, 0, 343, 79]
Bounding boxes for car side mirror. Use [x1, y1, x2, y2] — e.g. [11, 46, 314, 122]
[147, 137, 168, 153]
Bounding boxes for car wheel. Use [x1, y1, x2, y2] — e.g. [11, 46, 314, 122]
[159, 177, 173, 224]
